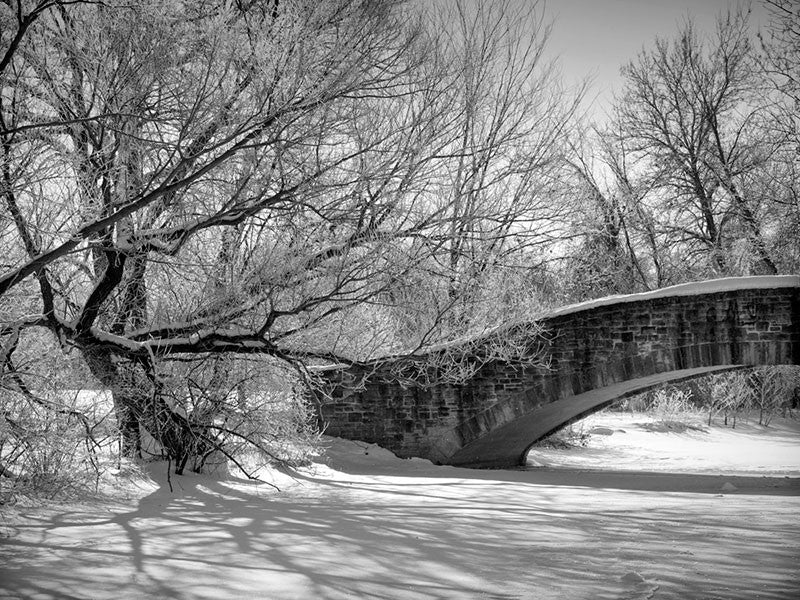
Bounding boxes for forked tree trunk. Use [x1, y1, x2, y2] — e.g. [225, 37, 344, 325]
[81, 348, 201, 473]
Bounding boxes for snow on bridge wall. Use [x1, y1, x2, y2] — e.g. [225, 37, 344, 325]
[316, 276, 800, 468]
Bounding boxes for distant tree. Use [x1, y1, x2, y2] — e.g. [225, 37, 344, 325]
[760, 0, 800, 111]
[560, 129, 662, 299]
[758, 0, 800, 271]
[613, 9, 791, 277]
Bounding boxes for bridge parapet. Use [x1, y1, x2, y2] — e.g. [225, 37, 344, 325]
[318, 276, 800, 467]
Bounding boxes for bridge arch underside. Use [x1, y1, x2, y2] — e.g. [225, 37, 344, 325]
[444, 365, 746, 469]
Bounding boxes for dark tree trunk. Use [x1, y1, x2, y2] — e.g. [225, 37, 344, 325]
[82, 348, 143, 459]
[81, 348, 201, 471]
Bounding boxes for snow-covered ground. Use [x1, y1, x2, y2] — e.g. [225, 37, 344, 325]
[528, 411, 800, 477]
[1, 417, 799, 600]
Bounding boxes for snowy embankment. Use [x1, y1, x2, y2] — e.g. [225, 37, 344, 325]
[1, 420, 800, 600]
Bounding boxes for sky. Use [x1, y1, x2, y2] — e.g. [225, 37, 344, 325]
[543, 0, 771, 121]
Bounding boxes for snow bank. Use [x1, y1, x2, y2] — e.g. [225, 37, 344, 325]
[315, 436, 441, 475]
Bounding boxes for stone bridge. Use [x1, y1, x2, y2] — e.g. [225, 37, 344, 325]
[317, 276, 800, 468]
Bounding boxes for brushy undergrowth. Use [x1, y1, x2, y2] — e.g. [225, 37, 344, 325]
[613, 367, 800, 430]
[534, 422, 591, 449]
[646, 387, 707, 432]
[0, 389, 122, 505]
[1, 381, 321, 505]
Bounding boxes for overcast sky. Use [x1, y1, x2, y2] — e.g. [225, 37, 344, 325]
[543, 0, 770, 121]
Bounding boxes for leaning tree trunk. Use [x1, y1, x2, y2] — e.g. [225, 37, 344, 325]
[82, 348, 143, 459]
[81, 348, 203, 473]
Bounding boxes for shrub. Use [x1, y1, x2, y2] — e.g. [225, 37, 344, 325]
[648, 387, 704, 431]
[533, 421, 591, 449]
[748, 366, 800, 426]
[0, 389, 119, 503]
[707, 371, 753, 428]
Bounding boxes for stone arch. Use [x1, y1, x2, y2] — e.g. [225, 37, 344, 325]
[450, 365, 746, 468]
[318, 276, 800, 467]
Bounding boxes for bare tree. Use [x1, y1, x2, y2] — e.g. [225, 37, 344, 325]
[386, 0, 582, 339]
[760, 0, 800, 111]
[758, 0, 800, 272]
[614, 9, 784, 277]
[1, 0, 452, 474]
[560, 127, 663, 299]
[1, 0, 580, 476]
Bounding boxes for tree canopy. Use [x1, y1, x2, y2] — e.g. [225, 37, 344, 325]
[1, 0, 797, 483]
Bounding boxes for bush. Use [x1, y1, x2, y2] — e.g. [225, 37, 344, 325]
[748, 366, 800, 426]
[707, 371, 753, 428]
[610, 368, 800, 430]
[613, 392, 648, 413]
[647, 387, 704, 431]
[0, 389, 120, 503]
[533, 422, 591, 449]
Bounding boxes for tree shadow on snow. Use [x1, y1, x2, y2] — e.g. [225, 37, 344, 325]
[1, 459, 799, 600]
